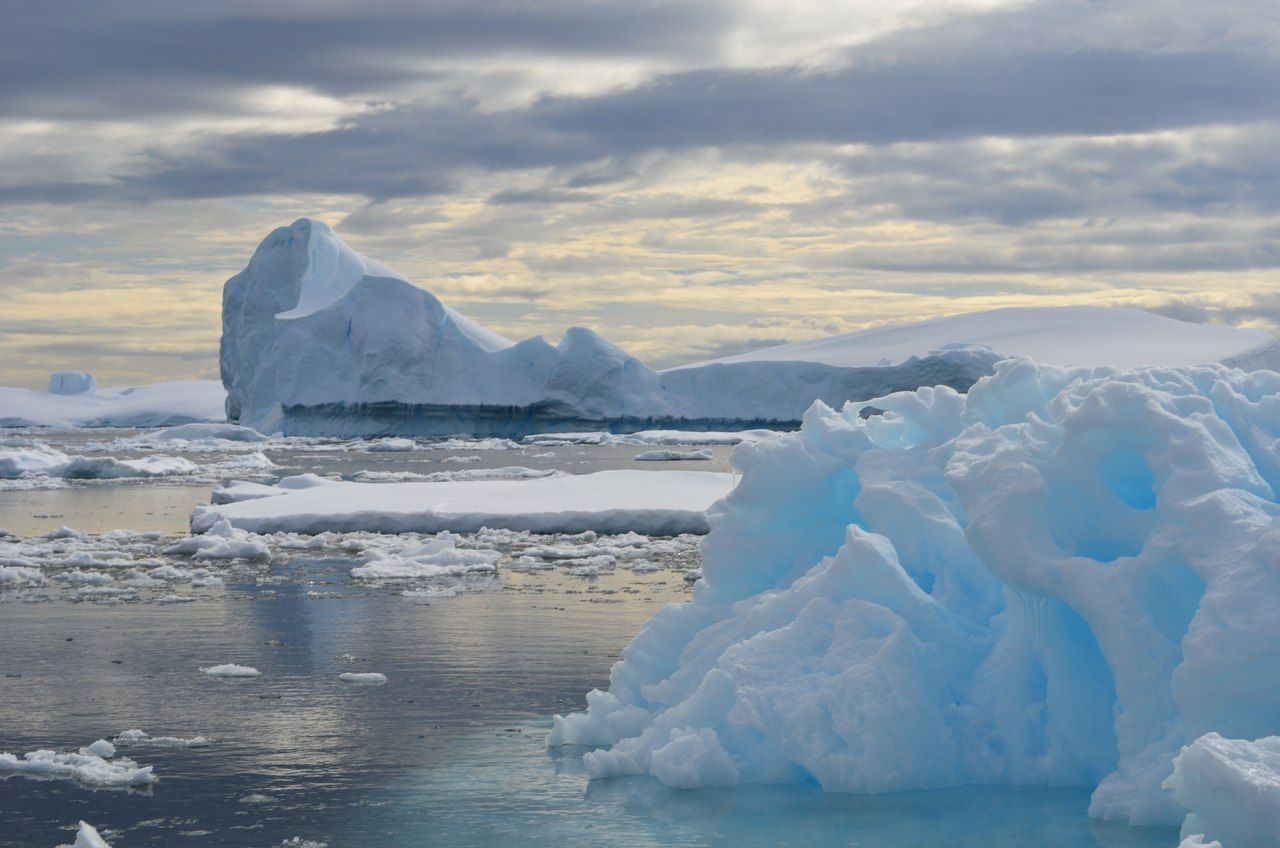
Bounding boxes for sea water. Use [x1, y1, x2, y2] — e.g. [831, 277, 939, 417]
[0, 431, 1179, 847]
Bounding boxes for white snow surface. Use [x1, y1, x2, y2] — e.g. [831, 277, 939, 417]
[0, 380, 226, 428]
[192, 470, 734, 536]
[679, 306, 1280, 371]
[1164, 733, 1280, 848]
[548, 359, 1280, 830]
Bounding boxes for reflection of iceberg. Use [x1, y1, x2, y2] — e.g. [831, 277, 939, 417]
[550, 359, 1280, 830]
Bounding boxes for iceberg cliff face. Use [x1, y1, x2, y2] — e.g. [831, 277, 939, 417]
[548, 359, 1280, 828]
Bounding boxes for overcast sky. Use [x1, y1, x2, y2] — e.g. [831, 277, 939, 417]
[2, 0, 1278, 387]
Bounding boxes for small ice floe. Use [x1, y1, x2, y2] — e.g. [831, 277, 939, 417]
[167, 519, 269, 560]
[338, 672, 387, 685]
[46, 525, 87, 540]
[351, 466, 556, 483]
[629, 560, 661, 574]
[57, 821, 112, 848]
[200, 663, 261, 678]
[683, 568, 703, 582]
[0, 565, 44, 587]
[113, 422, 269, 452]
[351, 536, 499, 580]
[429, 437, 519, 451]
[239, 793, 275, 804]
[634, 449, 713, 462]
[114, 729, 209, 748]
[58, 571, 114, 586]
[442, 455, 480, 464]
[0, 743, 155, 787]
[157, 594, 195, 604]
[277, 838, 328, 848]
[364, 437, 416, 452]
[401, 586, 458, 599]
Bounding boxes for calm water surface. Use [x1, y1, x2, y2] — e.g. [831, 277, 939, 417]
[0, 431, 1178, 847]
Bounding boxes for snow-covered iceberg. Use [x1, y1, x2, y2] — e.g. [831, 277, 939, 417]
[220, 219, 1001, 435]
[548, 359, 1280, 829]
[0, 378, 225, 428]
[220, 218, 1280, 437]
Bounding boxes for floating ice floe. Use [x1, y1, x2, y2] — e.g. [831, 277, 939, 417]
[364, 438, 416, 452]
[634, 449, 713, 462]
[192, 470, 734, 536]
[167, 519, 270, 560]
[0, 744, 156, 787]
[351, 535, 500, 580]
[114, 730, 209, 748]
[549, 359, 1280, 830]
[338, 672, 388, 685]
[525, 430, 778, 447]
[350, 466, 556, 484]
[200, 663, 261, 678]
[57, 821, 112, 848]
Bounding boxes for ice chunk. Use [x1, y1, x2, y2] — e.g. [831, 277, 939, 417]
[47, 372, 97, 395]
[0, 746, 155, 787]
[365, 438, 416, 451]
[168, 519, 270, 560]
[114, 730, 209, 748]
[634, 449, 713, 461]
[83, 740, 115, 758]
[200, 663, 261, 677]
[0, 565, 44, 587]
[58, 821, 112, 848]
[550, 360, 1280, 829]
[338, 672, 387, 685]
[1164, 733, 1280, 848]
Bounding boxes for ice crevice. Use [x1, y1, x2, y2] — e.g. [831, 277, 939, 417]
[549, 359, 1280, 833]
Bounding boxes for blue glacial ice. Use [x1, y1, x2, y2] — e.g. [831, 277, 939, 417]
[548, 358, 1280, 833]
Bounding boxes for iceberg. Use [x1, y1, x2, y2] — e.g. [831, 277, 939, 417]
[548, 359, 1280, 829]
[220, 219, 1003, 435]
[46, 372, 97, 395]
[1164, 733, 1280, 848]
[0, 377, 225, 428]
[218, 219, 1280, 437]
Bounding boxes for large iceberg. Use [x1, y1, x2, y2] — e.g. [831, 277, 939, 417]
[220, 219, 1280, 436]
[548, 359, 1280, 830]
[221, 219, 1003, 435]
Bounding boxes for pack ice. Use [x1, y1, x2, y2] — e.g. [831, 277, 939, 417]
[548, 359, 1280, 835]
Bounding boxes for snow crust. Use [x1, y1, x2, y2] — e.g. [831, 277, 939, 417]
[680, 306, 1280, 371]
[0, 379, 226, 428]
[1165, 733, 1280, 848]
[549, 359, 1280, 829]
[192, 470, 734, 536]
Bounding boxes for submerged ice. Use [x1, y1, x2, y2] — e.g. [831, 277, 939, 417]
[549, 359, 1280, 830]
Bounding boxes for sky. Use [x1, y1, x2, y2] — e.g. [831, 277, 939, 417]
[2, 0, 1279, 388]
